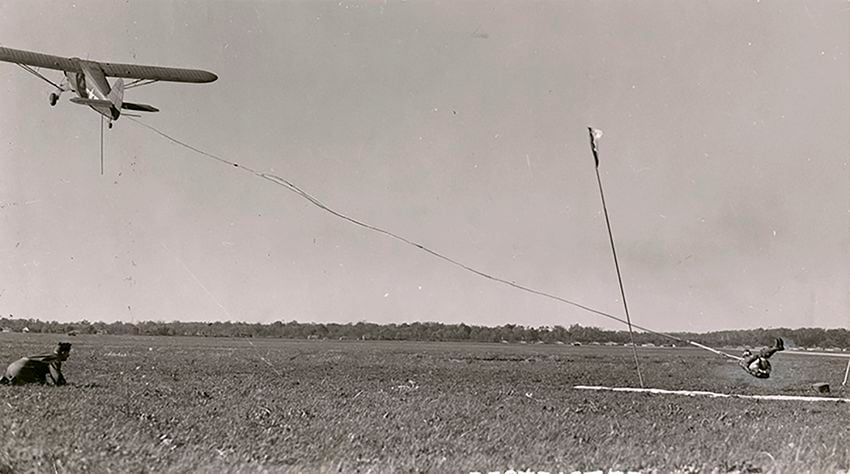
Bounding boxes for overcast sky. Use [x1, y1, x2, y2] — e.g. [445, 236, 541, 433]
[1, 0, 847, 332]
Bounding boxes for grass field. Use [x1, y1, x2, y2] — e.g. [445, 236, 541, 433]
[1, 333, 848, 473]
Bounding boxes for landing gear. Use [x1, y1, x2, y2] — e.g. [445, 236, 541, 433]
[48, 76, 70, 107]
[107, 121, 113, 129]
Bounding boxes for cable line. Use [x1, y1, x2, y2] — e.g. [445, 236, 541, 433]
[127, 118, 740, 361]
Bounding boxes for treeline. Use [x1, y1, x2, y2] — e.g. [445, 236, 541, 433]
[0, 317, 848, 349]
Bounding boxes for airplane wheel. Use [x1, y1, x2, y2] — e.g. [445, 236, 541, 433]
[108, 122, 113, 129]
[49, 93, 59, 107]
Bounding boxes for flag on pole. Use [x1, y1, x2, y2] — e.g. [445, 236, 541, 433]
[588, 127, 603, 168]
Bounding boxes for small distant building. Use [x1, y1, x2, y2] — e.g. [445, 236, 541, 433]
[306, 334, 319, 340]
[1, 327, 11, 333]
[571, 342, 582, 346]
[21, 327, 30, 333]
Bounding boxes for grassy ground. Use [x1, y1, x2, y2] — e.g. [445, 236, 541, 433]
[1, 333, 848, 473]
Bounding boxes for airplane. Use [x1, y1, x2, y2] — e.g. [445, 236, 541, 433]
[0, 46, 217, 128]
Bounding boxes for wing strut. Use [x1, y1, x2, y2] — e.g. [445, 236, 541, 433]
[16, 63, 63, 89]
[125, 78, 158, 89]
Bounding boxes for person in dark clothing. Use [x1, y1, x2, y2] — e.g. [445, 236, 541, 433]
[739, 338, 784, 378]
[0, 342, 71, 386]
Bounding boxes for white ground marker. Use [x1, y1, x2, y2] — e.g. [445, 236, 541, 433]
[574, 385, 850, 403]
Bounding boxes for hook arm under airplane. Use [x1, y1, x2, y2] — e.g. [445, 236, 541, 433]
[0, 46, 217, 128]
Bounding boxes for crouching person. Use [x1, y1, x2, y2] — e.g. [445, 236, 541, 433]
[0, 342, 72, 386]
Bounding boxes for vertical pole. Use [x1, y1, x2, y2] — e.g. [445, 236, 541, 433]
[100, 116, 104, 175]
[842, 357, 850, 387]
[588, 127, 644, 388]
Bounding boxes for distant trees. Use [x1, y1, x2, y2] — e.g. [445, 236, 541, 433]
[0, 315, 847, 348]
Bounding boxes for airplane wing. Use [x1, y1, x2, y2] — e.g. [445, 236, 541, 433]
[0, 46, 78, 72]
[0, 46, 217, 83]
[98, 62, 217, 83]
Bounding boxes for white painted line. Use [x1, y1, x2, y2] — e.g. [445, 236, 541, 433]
[780, 350, 850, 358]
[574, 385, 850, 403]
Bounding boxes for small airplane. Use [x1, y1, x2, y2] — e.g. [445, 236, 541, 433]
[0, 46, 217, 128]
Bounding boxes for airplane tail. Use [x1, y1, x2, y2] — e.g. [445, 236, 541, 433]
[108, 78, 124, 110]
[71, 97, 159, 114]
[70, 78, 158, 121]
[121, 102, 159, 113]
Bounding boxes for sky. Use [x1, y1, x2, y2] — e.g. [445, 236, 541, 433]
[0, 0, 847, 332]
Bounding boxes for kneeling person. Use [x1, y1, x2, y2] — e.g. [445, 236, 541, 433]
[0, 342, 72, 386]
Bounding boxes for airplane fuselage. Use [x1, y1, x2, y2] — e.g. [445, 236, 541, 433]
[62, 59, 121, 121]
